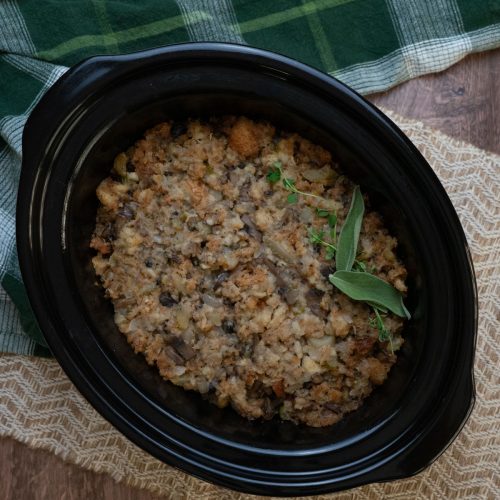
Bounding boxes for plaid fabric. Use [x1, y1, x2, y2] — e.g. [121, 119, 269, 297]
[1, 1, 500, 356]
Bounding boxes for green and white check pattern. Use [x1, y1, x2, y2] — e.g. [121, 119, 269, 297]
[1, 0, 500, 355]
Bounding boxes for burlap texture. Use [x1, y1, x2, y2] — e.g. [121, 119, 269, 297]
[0, 112, 498, 499]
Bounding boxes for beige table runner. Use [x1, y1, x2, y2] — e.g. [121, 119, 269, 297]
[1, 111, 498, 499]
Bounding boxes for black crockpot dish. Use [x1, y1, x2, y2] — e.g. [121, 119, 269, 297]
[17, 43, 477, 496]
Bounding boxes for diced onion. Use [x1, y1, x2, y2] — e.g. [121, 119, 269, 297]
[202, 293, 223, 308]
[302, 165, 336, 183]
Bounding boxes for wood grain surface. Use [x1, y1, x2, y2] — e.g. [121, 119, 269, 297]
[370, 49, 500, 155]
[2, 48, 499, 500]
[0, 436, 161, 500]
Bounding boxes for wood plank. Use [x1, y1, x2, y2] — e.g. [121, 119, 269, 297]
[368, 49, 500, 154]
[0, 437, 161, 500]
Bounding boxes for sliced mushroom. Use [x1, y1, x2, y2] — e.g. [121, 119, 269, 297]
[213, 271, 230, 289]
[255, 257, 286, 288]
[247, 380, 265, 398]
[281, 288, 300, 305]
[100, 221, 115, 241]
[280, 206, 300, 226]
[320, 264, 333, 280]
[164, 345, 184, 365]
[256, 256, 302, 305]
[241, 214, 262, 242]
[159, 292, 178, 307]
[222, 319, 236, 334]
[262, 396, 283, 419]
[117, 202, 138, 219]
[242, 333, 259, 357]
[324, 402, 341, 412]
[239, 178, 252, 201]
[305, 288, 328, 319]
[170, 337, 196, 361]
[262, 235, 296, 266]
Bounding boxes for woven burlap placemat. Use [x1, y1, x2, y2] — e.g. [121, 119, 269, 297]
[0, 111, 498, 499]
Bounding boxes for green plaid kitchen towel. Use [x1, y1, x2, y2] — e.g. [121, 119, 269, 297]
[1, 1, 500, 356]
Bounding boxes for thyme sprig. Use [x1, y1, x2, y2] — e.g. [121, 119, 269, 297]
[316, 208, 337, 244]
[369, 308, 394, 352]
[308, 228, 337, 260]
[267, 161, 325, 204]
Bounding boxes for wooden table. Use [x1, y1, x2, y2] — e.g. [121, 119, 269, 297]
[2, 48, 499, 500]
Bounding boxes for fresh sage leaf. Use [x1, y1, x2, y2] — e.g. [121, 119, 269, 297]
[365, 301, 388, 313]
[329, 270, 411, 319]
[336, 186, 364, 271]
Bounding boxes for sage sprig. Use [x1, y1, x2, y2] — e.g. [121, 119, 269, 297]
[328, 186, 410, 352]
[329, 270, 411, 319]
[335, 186, 364, 271]
[264, 163, 410, 349]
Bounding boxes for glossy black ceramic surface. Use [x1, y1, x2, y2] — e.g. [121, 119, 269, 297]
[17, 43, 477, 496]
